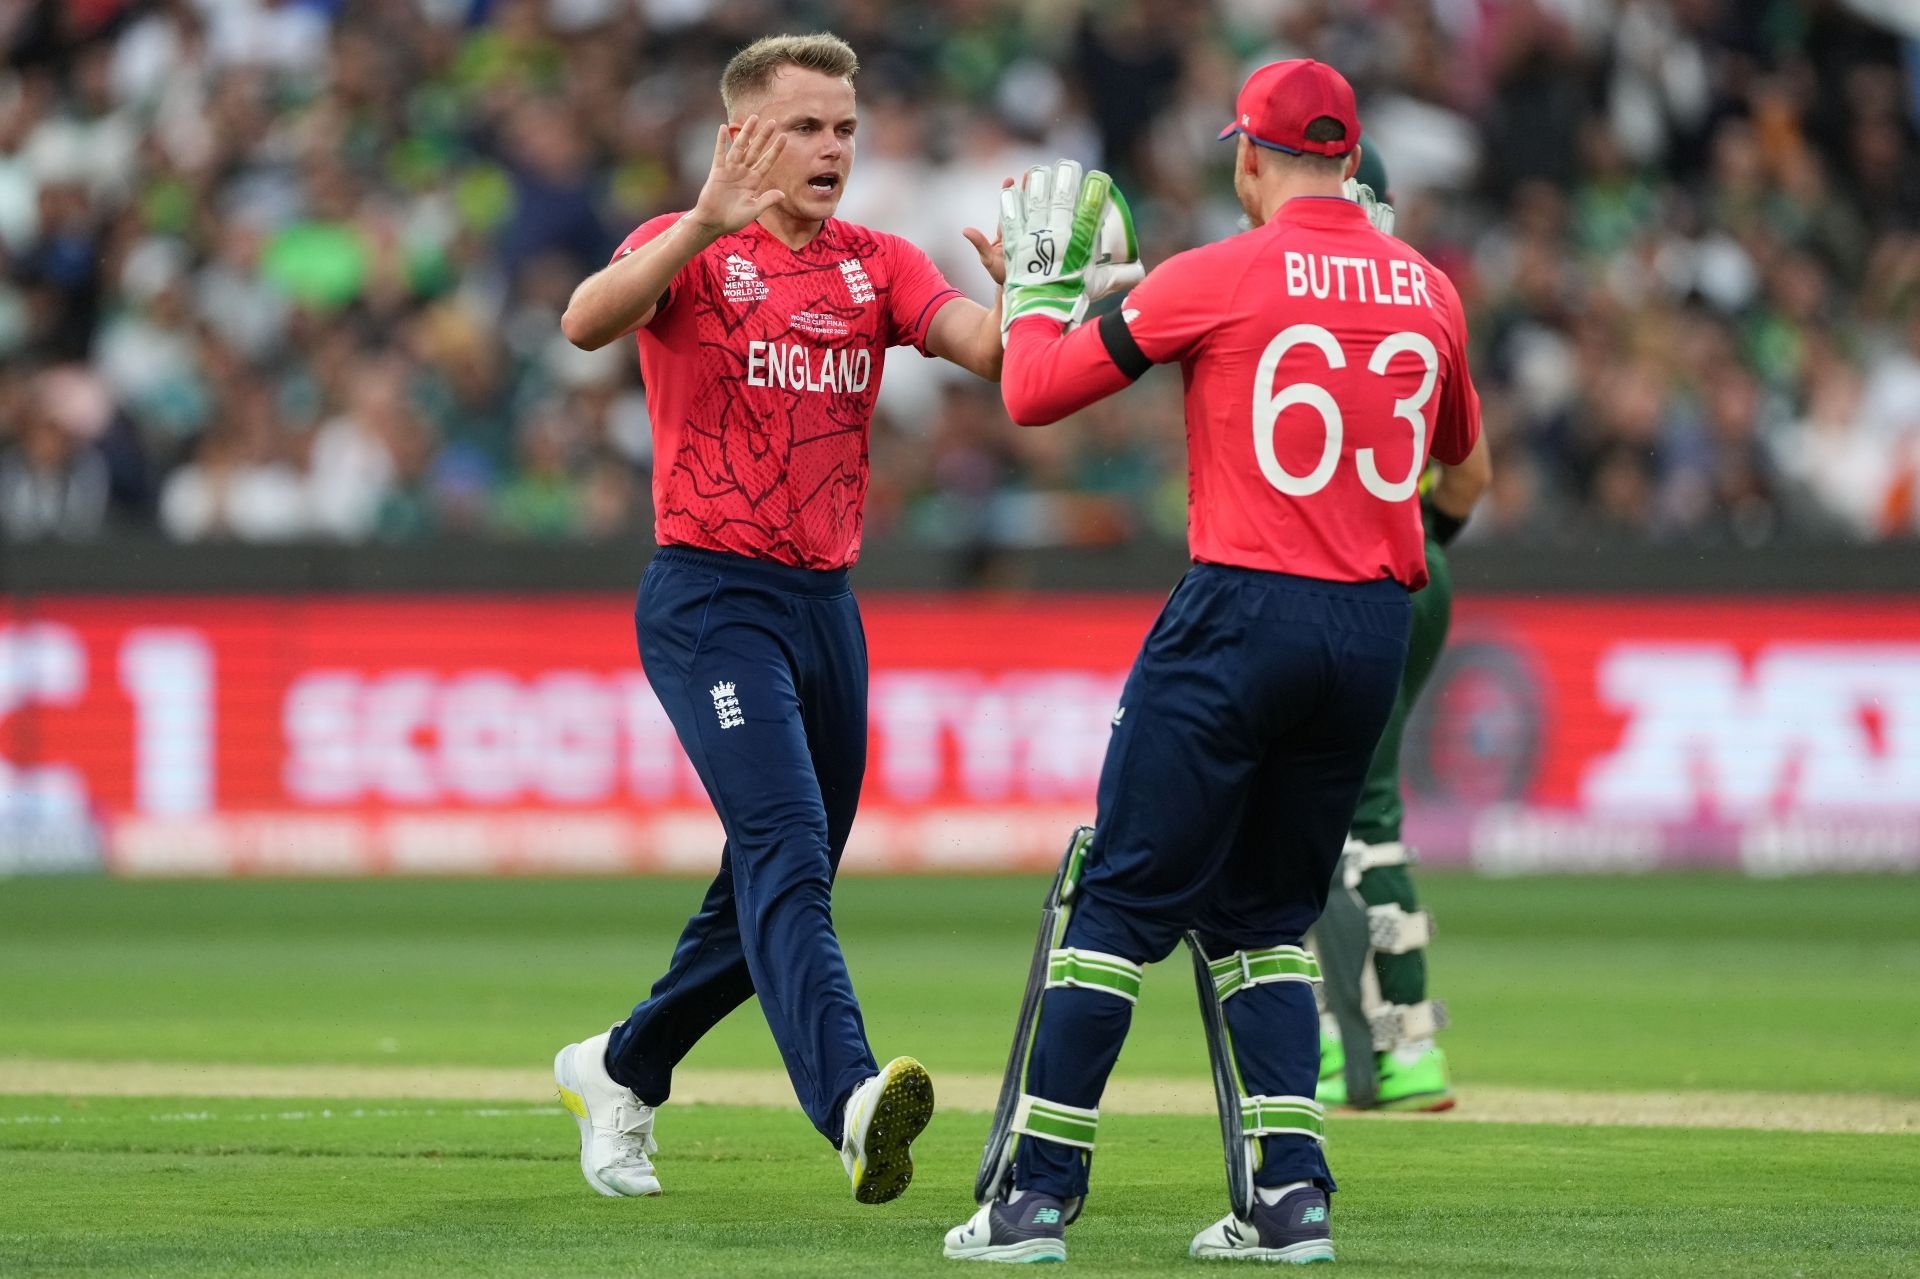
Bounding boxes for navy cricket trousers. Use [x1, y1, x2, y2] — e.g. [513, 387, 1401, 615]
[1018, 564, 1411, 1199]
[605, 546, 876, 1144]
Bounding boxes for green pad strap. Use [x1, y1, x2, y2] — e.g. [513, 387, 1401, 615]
[1210, 945, 1321, 1000]
[1240, 1094, 1325, 1142]
[1046, 948, 1144, 1004]
[1013, 1094, 1099, 1150]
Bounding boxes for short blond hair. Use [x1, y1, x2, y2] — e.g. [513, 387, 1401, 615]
[720, 33, 859, 117]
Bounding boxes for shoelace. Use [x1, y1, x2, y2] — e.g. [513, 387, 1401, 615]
[606, 1101, 659, 1162]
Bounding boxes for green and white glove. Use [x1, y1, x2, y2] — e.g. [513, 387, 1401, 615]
[999, 159, 1143, 340]
[1342, 176, 1396, 236]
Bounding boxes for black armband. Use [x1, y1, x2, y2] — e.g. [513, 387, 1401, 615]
[1422, 496, 1468, 547]
[1097, 306, 1151, 382]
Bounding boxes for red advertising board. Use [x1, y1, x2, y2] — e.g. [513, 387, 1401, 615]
[2, 593, 1916, 876]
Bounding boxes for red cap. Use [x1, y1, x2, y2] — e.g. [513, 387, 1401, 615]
[1217, 59, 1360, 157]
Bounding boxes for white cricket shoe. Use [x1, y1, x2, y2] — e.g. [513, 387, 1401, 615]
[839, 1055, 935, 1204]
[554, 1028, 661, 1197]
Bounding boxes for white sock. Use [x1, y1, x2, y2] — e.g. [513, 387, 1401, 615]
[1007, 1188, 1028, 1205]
[1389, 1038, 1434, 1067]
[1256, 1179, 1312, 1206]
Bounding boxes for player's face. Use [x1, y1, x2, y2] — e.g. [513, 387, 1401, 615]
[741, 66, 858, 224]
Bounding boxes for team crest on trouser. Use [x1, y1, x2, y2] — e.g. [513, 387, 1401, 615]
[711, 681, 745, 729]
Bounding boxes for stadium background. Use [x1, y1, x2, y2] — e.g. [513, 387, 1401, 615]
[3, 0, 1917, 880]
[4, 6, 1919, 1277]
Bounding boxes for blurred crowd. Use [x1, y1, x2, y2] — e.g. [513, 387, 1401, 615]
[2, 0, 1917, 552]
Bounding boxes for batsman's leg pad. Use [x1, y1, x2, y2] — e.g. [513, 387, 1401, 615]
[1311, 840, 1446, 1103]
[1366, 903, 1433, 953]
[1012, 1094, 1099, 1151]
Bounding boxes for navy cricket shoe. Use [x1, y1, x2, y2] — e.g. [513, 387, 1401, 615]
[1189, 1185, 1334, 1263]
[944, 1190, 1070, 1264]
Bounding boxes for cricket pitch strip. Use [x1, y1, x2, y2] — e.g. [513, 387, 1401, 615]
[1, 1060, 1913, 1135]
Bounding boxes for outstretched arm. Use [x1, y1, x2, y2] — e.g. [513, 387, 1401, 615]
[923, 210, 1009, 381]
[925, 295, 1004, 381]
[1000, 312, 1142, 426]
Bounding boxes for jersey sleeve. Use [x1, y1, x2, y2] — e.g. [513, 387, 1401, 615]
[1001, 313, 1138, 426]
[1428, 272, 1481, 466]
[880, 233, 964, 354]
[1112, 245, 1222, 366]
[611, 212, 691, 316]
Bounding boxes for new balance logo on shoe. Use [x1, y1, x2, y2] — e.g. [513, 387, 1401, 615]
[1032, 1208, 1061, 1225]
[1301, 1205, 1327, 1224]
[711, 681, 745, 730]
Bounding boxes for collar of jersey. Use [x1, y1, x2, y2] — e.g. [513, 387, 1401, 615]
[741, 217, 840, 256]
[1269, 196, 1369, 228]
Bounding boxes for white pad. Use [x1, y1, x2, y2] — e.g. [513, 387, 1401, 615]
[1365, 904, 1434, 954]
[1340, 839, 1413, 888]
[1367, 999, 1449, 1052]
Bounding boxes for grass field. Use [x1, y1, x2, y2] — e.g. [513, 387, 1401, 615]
[3, 873, 1918, 1276]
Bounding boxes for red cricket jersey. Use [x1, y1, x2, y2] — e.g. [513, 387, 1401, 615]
[1003, 197, 1480, 590]
[617, 214, 963, 569]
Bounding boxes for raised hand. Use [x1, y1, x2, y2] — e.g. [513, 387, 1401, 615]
[962, 177, 1015, 287]
[689, 114, 788, 237]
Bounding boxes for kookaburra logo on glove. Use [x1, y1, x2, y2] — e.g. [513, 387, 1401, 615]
[997, 159, 1146, 342]
[1026, 229, 1056, 275]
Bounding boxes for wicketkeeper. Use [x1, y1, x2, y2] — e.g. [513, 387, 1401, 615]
[945, 60, 1488, 1265]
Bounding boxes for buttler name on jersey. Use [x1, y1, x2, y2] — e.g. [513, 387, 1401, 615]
[745, 340, 873, 393]
[1282, 250, 1433, 307]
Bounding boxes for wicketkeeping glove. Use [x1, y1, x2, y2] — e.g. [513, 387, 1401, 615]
[1000, 159, 1144, 340]
[1342, 177, 1396, 236]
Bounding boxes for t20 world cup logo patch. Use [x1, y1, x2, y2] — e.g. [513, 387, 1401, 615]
[723, 253, 769, 303]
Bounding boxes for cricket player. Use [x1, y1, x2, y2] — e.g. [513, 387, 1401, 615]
[551, 32, 1018, 1206]
[1313, 143, 1488, 1115]
[945, 60, 1487, 1263]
